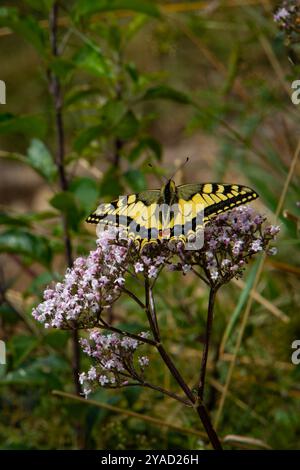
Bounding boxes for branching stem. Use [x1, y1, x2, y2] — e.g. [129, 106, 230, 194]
[143, 279, 222, 450]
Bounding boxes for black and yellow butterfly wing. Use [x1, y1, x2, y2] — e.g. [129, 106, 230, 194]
[176, 183, 258, 223]
[86, 183, 258, 245]
[86, 190, 161, 240]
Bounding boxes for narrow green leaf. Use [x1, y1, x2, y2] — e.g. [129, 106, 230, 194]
[221, 258, 261, 350]
[0, 210, 58, 227]
[124, 14, 150, 42]
[125, 62, 139, 83]
[143, 85, 191, 104]
[0, 213, 31, 228]
[74, 0, 161, 20]
[245, 167, 278, 213]
[0, 113, 46, 138]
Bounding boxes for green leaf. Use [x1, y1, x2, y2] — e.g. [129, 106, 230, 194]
[0, 355, 68, 388]
[0, 7, 46, 54]
[100, 168, 123, 198]
[106, 24, 122, 50]
[0, 210, 57, 228]
[73, 44, 111, 78]
[0, 113, 46, 137]
[70, 177, 99, 212]
[117, 321, 147, 334]
[9, 335, 40, 368]
[129, 137, 162, 162]
[50, 58, 75, 80]
[124, 14, 150, 42]
[125, 62, 139, 83]
[123, 386, 142, 407]
[26, 271, 55, 297]
[0, 303, 19, 325]
[43, 331, 69, 349]
[65, 87, 101, 107]
[50, 191, 82, 231]
[0, 229, 52, 266]
[115, 111, 139, 140]
[74, 0, 161, 20]
[70, 99, 129, 152]
[23, 210, 58, 223]
[0, 149, 58, 183]
[74, 125, 103, 153]
[123, 168, 146, 192]
[101, 100, 127, 128]
[22, 0, 55, 12]
[0, 212, 31, 228]
[27, 139, 57, 182]
[142, 85, 192, 104]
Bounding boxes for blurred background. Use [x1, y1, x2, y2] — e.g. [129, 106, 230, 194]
[0, 0, 300, 450]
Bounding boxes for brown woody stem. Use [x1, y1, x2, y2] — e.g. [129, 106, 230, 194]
[198, 287, 218, 400]
[49, 1, 81, 397]
[144, 279, 222, 450]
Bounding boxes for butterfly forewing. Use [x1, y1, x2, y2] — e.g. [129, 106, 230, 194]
[177, 183, 258, 222]
[86, 190, 161, 236]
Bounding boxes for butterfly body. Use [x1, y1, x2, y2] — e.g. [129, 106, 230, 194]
[159, 179, 177, 205]
[86, 180, 258, 248]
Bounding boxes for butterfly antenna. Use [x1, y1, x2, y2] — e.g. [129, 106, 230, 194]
[169, 157, 189, 181]
[148, 163, 167, 183]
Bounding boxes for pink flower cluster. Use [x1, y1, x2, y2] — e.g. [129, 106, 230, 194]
[273, 1, 300, 33]
[174, 206, 280, 286]
[32, 229, 130, 329]
[79, 330, 150, 397]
